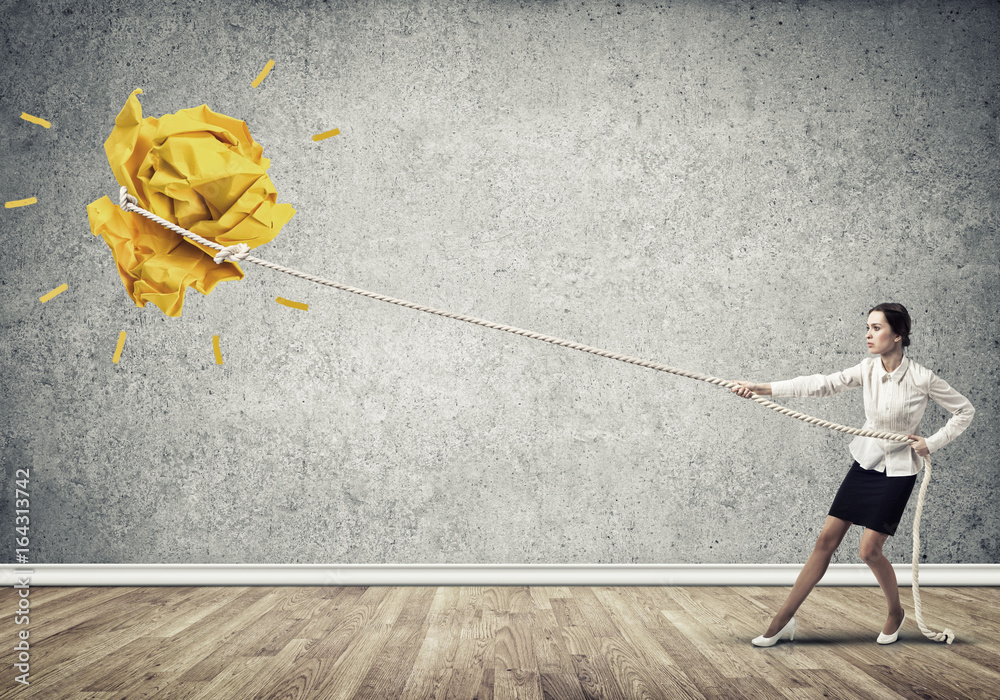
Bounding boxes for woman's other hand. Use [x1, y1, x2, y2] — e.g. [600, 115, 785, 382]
[907, 435, 930, 457]
[731, 381, 758, 398]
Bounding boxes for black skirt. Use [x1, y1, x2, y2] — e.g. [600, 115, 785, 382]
[828, 461, 918, 536]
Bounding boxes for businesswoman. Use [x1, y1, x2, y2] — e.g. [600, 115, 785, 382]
[731, 303, 974, 646]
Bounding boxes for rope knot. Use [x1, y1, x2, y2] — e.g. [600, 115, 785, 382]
[118, 185, 138, 211]
[214, 243, 251, 265]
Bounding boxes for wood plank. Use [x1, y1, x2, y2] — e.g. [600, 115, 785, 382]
[300, 587, 389, 659]
[569, 588, 620, 637]
[494, 668, 543, 700]
[495, 617, 538, 672]
[782, 668, 907, 700]
[532, 619, 577, 675]
[298, 587, 368, 638]
[597, 634, 706, 700]
[557, 625, 630, 700]
[398, 587, 479, 699]
[539, 673, 587, 700]
[591, 587, 681, 669]
[649, 620, 730, 699]
[187, 638, 311, 700]
[473, 666, 495, 700]
[352, 624, 429, 700]
[442, 635, 494, 699]
[144, 587, 252, 638]
[154, 588, 299, 682]
[253, 619, 393, 699]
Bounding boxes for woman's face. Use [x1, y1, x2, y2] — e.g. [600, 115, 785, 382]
[866, 311, 899, 355]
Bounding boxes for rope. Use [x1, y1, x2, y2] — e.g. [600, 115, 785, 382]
[909, 458, 954, 643]
[117, 186, 954, 643]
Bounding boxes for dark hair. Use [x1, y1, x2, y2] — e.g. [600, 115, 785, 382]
[868, 303, 911, 348]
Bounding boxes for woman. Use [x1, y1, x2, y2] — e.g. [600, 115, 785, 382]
[731, 303, 975, 647]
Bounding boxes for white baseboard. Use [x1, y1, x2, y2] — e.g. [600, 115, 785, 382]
[2, 564, 998, 587]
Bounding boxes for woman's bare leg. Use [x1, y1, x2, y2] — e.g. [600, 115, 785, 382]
[859, 527, 905, 634]
[762, 515, 852, 637]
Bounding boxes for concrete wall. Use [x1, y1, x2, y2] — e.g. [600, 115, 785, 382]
[1, 0, 997, 565]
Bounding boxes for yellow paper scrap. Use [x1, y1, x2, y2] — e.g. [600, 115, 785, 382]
[312, 128, 340, 142]
[213, 335, 223, 364]
[21, 113, 51, 128]
[275, 296, 308, 311]
[112, 331, 127, 364]
[251, 60, 275, 88]
[5, 197, 37, 209]
[40, 284, 68, 303]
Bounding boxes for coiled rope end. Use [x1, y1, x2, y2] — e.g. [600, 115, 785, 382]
[923, 627, 957, 644]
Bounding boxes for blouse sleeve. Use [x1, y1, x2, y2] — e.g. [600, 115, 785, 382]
[770, 362, 864, 399]
[923, 374, 975, 454]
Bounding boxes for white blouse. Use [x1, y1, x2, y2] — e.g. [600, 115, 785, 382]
[769, 356, 975, 477]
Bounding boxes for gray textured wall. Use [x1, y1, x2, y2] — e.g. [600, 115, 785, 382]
[1, 0, 997, 566]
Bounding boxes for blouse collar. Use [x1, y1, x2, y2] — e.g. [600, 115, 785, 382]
[877, 355, 910, 383]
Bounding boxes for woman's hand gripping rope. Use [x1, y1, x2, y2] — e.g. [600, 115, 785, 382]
[730, 380, 770, 398]
[907, 435, 929, 457]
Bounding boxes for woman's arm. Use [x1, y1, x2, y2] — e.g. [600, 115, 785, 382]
[731, 363, 864, 400]
[731, 381, 771, 397]
[922, 374, 975, 454]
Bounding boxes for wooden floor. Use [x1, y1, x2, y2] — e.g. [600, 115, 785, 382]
[0, 585, 998, 699]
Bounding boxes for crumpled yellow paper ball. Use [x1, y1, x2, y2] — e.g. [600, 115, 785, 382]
[86, 88, 295, 317]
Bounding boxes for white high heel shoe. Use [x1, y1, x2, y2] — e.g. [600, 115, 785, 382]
[752, 617, 796, 647]
[877, 611, 905, 644]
